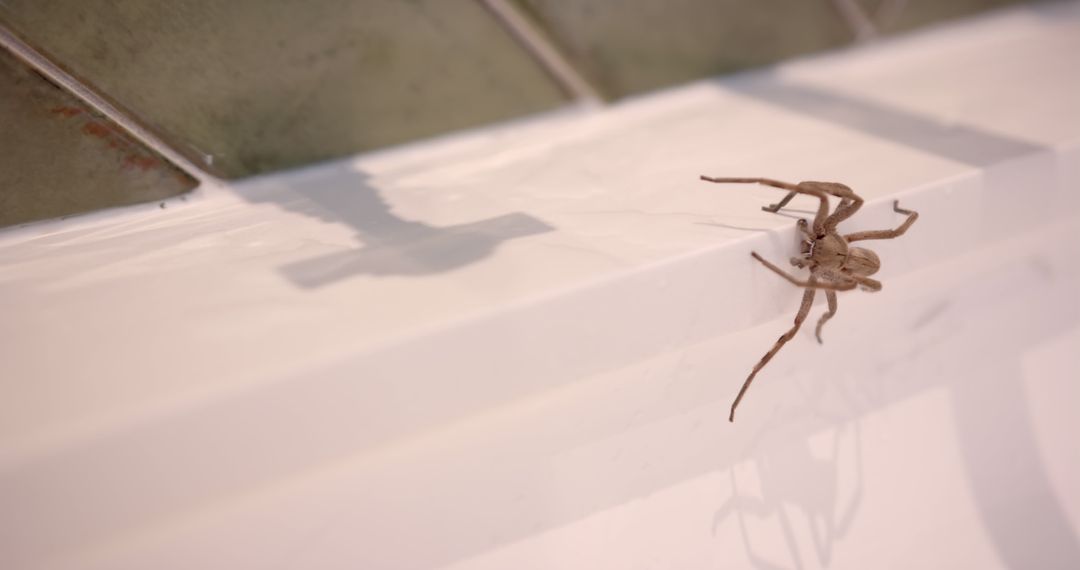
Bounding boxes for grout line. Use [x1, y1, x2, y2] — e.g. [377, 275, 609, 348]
[0, 24, 219, 186]
[830, 0, 880, 41]
[478, 0, 604, 104]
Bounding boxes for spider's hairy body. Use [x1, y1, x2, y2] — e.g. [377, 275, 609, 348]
[699, 176, 919, 421]
[809, 233, 849, 269]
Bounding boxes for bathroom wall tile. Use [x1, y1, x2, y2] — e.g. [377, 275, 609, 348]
[0, 46, 196, 228]
[0, 1, 567, 178]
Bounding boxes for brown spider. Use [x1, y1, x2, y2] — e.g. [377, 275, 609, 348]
[699, 176, 918, 421]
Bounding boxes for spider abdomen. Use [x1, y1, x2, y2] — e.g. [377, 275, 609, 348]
[845, 247, 881, 275]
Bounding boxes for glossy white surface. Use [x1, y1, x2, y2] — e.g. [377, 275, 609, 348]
[1, 2, 1079, 568]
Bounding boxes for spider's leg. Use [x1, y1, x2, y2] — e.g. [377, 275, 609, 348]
[852, 275, 882, 292]
[831, 198, 854, 225]
[796, 218, 811, 236]
[698, 176, 799, 191]
[844, 201, 919, 242]
[815, 291, 838, 344]
[762, 191, 798, 213]
[752, 253, 857, 291]
[797, 218, 814, 255]
[730, 286, 816, 421]
[798, 182, 864, 230]
[699, 177, 831, 234]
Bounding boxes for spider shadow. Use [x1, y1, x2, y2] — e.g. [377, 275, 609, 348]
[697, 221, 778, 232]
[234, 167, 554, 287]
[712, 393, 864, 570]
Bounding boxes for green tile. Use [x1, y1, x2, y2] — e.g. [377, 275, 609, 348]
[0, 46, 196, 228]
[514, 0, 854, 99]
[514, 0, 1036, 100]
[0, 1, 567, 178]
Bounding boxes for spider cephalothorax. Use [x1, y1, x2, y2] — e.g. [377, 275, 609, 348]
[699, 177, 918, 421]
